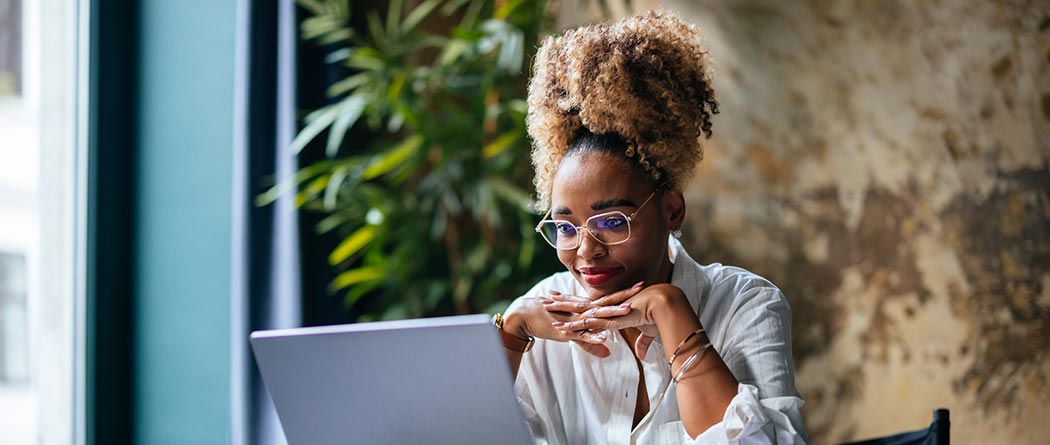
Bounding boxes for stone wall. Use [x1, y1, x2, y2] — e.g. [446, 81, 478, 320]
[632, 0, 1050, 443]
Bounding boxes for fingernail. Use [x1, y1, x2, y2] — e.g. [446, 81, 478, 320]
[552, 322, 564, 327]
[540, 298, 553, 304]
[633, 281, 644, 289]
[620, 302, 631, 309]
[549, 290, 561, 296]
[596, 334, 607, 341]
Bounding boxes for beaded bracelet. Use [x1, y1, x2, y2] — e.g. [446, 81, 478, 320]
[673, 341, 712, 383]
[667, 328, 705, 368]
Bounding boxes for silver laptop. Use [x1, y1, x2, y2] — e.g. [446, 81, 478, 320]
[250, 314, 534, 445]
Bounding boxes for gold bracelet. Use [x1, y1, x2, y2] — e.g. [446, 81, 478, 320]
[674, 341, 712, 383]
[667, 328, 705, 368]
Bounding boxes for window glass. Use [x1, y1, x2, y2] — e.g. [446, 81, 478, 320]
[0, 0, 22, 96]
[0, 0, 80, 443]
[0, 252, 30, 383]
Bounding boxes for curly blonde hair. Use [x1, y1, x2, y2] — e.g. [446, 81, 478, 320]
[527, 10, 718, 211]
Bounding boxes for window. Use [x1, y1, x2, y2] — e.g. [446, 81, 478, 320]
[0, 0, 80, 443]
[0, 252, 29, 383]
[0, 0, 21, 96]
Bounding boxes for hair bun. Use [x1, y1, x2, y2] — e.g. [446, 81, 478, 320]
[527, 10, 719, 211]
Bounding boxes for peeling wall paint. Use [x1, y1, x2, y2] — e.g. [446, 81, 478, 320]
[635, 0, 1050, 442]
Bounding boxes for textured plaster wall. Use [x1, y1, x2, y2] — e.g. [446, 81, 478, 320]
[631, 0, 1050, 443]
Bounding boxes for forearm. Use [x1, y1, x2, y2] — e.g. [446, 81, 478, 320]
[501, 310, 528, 380]
[650, 287, 738, 437]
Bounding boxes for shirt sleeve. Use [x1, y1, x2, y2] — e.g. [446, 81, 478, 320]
[681, 285, 808, 444]
[514, 339, 570, 445]
[514, 378, 550, 445]
[512, 274, 572, 445]
[687, 384, 806, 444]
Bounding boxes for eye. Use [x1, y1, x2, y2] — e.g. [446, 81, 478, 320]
[593, 214, 628, 230]
[555, 222, 577, 235]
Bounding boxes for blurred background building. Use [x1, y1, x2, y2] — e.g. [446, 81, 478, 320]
[0, 0, 37, 434]
[1, 0, 76, 443]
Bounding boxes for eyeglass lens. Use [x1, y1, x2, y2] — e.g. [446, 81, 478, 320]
[538, 211, 632, 249]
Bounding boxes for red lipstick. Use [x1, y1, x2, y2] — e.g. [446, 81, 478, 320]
[577, 266, 623, 286]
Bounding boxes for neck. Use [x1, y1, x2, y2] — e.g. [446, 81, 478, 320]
[654, 243, 675, 285]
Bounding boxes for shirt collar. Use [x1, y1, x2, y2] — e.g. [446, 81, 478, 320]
[668, 235, 706, 315]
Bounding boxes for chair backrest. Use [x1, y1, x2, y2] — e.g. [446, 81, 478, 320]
[838, 408, 950, 445]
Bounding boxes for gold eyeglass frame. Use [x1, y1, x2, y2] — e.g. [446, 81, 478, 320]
[534, 190, 659, 250]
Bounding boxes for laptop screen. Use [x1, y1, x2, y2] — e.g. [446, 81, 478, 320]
[251, 314, 534, 444]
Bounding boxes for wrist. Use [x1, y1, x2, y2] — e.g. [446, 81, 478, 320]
[501, 309, 530, 340]
[646, 284, 692, 326]
[495, 310, 535, 354]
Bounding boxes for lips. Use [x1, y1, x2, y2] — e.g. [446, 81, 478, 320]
[577, 266, 623, 286]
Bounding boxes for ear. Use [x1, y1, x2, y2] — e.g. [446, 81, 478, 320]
[662, 189, 686, 231]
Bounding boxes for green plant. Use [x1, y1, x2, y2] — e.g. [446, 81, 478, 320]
[259, 0, 569, 321]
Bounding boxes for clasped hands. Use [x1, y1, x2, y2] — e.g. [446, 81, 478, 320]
[508, 282, 683, 359]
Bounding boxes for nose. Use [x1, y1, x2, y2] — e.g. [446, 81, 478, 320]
[575, 228, 607, 259]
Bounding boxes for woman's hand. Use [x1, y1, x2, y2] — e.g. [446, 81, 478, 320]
[545, 283, 687, 359]
[502, 294, 631, 358]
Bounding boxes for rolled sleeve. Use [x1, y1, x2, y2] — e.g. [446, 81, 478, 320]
[663, 384, 806, 445]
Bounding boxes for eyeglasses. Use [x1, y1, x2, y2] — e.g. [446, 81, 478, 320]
[535, 191, 658, 250]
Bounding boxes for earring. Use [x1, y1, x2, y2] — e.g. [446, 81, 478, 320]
[672, 229, 683, 238]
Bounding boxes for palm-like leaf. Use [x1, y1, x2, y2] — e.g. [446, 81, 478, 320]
[267, 0, 625, 321]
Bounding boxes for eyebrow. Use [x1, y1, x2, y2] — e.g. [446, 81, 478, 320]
[552, 198, 638, 216]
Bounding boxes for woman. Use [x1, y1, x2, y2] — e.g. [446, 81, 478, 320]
[494, 11, 808, 445]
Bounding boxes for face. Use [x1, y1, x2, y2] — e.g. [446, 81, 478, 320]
[548, 151, 684, 298]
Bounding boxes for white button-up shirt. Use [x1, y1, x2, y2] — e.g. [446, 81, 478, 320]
[514, 237, 808, 444]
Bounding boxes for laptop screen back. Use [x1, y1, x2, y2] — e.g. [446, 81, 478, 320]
[250, 314, 533, 445]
